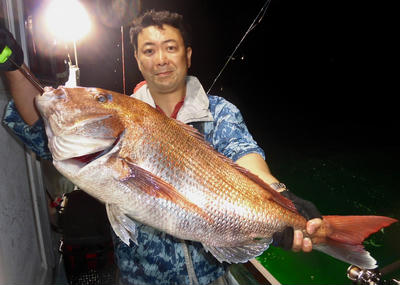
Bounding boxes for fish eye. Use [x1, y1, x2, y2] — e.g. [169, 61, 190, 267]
[96, 93, 112, 103]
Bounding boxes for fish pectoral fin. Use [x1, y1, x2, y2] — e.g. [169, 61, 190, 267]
[121, 160, 183, 201]
[203, 238, 272, 264]
[121, 160, 214, 223]
[106, 203, 138, 246]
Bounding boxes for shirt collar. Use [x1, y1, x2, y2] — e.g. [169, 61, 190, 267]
[131, 76, 213, 124]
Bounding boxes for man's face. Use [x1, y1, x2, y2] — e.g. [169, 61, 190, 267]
[135, 24, 192, 94]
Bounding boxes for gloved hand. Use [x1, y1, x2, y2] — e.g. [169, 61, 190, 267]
[0, 28, 24, 71]
[280, 190, 322, 221]
[272, 226, 294, 250]
[272, 189, 322, 250]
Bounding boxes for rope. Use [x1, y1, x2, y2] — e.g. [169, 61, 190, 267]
[181, 239, 200, 285]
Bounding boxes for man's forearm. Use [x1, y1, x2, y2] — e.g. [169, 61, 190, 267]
[4, 65, 40, 125]
[235, 153, 280, 186]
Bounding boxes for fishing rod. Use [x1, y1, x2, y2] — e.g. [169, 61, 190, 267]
[207, 0, 272, 94]
[8, 57, 44, 93]
[9, 55, 79, 92]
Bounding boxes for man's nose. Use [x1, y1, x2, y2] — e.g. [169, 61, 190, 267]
[155, 49, 168, 65]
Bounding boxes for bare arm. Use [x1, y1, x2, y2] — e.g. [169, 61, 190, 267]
[235, 152, 279, 186]
[4, 64, 41, 125]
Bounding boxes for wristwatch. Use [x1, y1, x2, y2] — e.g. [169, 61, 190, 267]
[269, 182, 287, 192]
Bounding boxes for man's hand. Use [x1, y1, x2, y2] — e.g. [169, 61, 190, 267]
[0, 28, 24, 71]
[292, 218, 322, 252]
[273, 190, 322, 252]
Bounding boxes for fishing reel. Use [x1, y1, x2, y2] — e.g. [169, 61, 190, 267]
[347, 265, 400, 285]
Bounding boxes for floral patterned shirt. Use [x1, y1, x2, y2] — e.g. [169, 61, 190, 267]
[2, 76, 265, 285]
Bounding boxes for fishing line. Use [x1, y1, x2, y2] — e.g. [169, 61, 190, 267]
[207, 0, 272, 94]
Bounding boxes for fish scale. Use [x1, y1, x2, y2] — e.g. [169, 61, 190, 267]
[137, 121, 286, 245]
[35, 86, 397, 267]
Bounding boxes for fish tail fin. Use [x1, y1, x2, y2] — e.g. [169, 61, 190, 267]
[314, 215, 397, 269]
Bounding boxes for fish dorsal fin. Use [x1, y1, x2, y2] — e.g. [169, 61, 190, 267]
[121, 159, 213, 224]
[228, 163, 298, 213]
[173, 119, 297, 213]
[203, 238, 272, 264]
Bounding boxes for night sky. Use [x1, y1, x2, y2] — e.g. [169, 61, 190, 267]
[28, 0, 398, 152]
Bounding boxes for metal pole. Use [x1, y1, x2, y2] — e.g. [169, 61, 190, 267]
[73, 40, 78, 67]
[121, 26, 126, 95]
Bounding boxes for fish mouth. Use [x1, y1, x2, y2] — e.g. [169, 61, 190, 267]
[71, 136, 120, 165]
[52, 132, 124, 178]
[44, 112, 122, 163]
[51, 130, 123, 166]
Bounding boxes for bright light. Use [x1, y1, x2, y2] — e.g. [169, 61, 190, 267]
[45, 0, 91, 42]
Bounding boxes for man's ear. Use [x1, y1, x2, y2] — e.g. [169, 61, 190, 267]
[186, 47, 192, 68]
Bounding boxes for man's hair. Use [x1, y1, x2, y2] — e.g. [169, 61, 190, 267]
[129, 10, 192, 51]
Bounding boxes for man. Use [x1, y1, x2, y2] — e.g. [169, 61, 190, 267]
[1, 10, 321, 285]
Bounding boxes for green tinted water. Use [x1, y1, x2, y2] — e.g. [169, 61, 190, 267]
[257, 146, 400, 284]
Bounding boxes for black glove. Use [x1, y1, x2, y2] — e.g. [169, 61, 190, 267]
[280, 190, 322, 221]
[0, 28, 24, 71]
[272, 190, 321, 250]
[272, 226, 294, 250]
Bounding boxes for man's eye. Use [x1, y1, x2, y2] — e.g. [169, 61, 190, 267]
[167, 46, 177, 52]
[143, 49, 154, 55]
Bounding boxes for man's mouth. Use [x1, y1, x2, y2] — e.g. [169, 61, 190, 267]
[155, 70, 173, 77]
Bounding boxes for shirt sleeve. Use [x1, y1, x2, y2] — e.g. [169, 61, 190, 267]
[2, 100, 52, 160]
[210, 97, 265, 162]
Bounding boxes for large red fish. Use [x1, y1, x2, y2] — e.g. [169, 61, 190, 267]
[35, 86, 397, 269]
